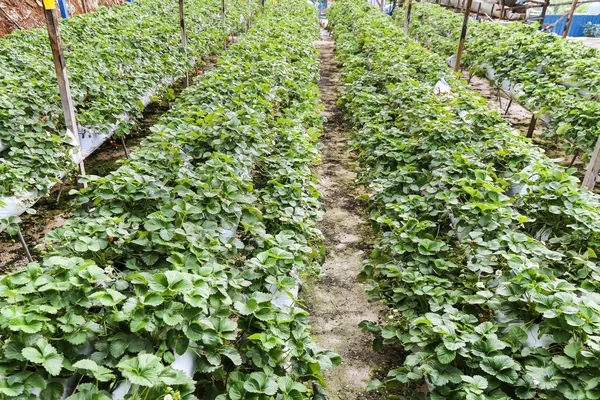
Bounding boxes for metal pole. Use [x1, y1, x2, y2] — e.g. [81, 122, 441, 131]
[454, 0, 474, 73]
[405, 0, 414, 35]
[221, 0, 226, 23]
[57, 0, 69, 18]
[42, 0, 87, 187]
[17, 230, 34, 263]
[120, 137, 130, 159]
[179, 0, 189, 88]
[562, 0, 578, 38]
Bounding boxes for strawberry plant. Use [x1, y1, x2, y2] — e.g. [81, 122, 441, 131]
[0, 0, 250, 201]
[396, 2, 600, 161]
[330, 0, 600, 397]
[0, 1, 339, 398]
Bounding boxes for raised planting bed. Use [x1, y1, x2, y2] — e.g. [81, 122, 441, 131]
[399, 2, 600, 160]
[330, 0, 600, 397]
[0, 1, 339, 399]
[0, 0, 249, 212]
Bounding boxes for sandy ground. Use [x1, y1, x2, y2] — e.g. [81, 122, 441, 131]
[301, 30, 401, 400]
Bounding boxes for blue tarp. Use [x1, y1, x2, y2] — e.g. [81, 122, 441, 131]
[544, 14, 600, 37]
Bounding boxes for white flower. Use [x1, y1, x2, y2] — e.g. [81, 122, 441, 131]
[393, 309, 398, 313]
[104, 266, 114, 276]
[164, 395, 173, 400]
[388, 315, 394, 319]
[495, 269, 502, 277]
[475, 281, 485, 288]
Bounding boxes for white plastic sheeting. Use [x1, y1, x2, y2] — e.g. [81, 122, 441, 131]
[0, 76, 177, 222]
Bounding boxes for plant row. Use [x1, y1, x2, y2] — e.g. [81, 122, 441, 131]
[0, 0, 250, 200]
[396, 2, 600, 161]
[330, 0, 600, 398]
[0, 1, 338, 398]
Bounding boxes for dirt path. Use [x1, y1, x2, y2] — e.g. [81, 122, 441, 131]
[301, 30, 397, 400]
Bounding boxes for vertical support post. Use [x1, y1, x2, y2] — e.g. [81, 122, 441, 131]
[261, 0, 265, 12]
[500, 0, 505, 19]
[80, 0, 88, 13]
[562, 0, 578, 38]
[526, 115, 536, 138]
[539, 0, 549, 29]
[247, 0, 251, 30]
[454, 0, 473, 73]
[221, 0, 226, 23]
[178, 0, 189, 88]
[57, 0, 69, 18]
[582, 134, 600, 190]
[405, 0, 413, 36]
[42, 0, 87, 186]
[476, 2, 482, 20]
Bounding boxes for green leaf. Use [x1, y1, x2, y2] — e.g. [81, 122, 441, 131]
[22, 339, 63, 376]
[117, 354, 162, 387]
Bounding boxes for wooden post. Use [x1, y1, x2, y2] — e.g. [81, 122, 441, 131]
[221, 0, 226, 23]
[80, 0, 88, 13]
[539, 0, 549, 28]
[562, 0, 578, 38]
[42, 0, 87, 186]
[454, 0, 473, 73]
[500, 0, 505, 19]
[582, 135, 600, 190]
[178, 0, 189, 88]
[405, 0, 413, 35]
[476, 2, 482, 19]
[526, 115, 536, 138]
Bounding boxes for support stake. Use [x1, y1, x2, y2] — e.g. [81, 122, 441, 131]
[42, 0, 87, 188]
[526, 115, 537, 138]
[582, 135, 600, 190]
[179, 0, 189, 88]
[56, 175, 68, 203]
[539, 0, 549, 29]
[504, 97, 513, 115]
[454, 0, 474, 73]
[120, 137, 130, 159]
[17, 230, 34, 263]
[221, 0, 226, 23]
[562, 0, 578, 38]
[81, 0, 88, 13]
[405, 0, 414, 36]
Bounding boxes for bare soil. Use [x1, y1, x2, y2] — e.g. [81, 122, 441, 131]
[0, 55, 220, 273]
[302, 30, 402, 400]
[0, 0, 126, 38]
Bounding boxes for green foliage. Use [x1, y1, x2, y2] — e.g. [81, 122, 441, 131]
[397, 2, 600, 159]
[0, 0, 250, 201]
[0, 1, 338, 398]
[330, 0, 600, 397]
